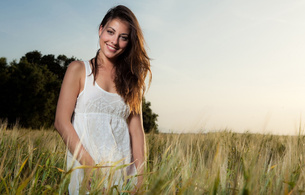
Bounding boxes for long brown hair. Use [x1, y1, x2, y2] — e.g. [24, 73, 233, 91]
[91, 5, 151, 114]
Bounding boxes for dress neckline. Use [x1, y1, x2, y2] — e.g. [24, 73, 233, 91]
[94, 81, 119, 96]
[87, 61, 119, 96]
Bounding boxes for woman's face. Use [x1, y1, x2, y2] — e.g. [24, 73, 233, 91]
[99, 18, 130, 61]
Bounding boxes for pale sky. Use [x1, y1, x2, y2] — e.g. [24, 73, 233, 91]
[1, 0, 305, 135]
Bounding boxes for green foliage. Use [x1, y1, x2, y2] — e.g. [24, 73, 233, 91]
[14, 60, 60, 128]
[0, 51, 76, 128]
[24, 50, 42, 64]
[0, 58, 9, 87]
[142, 97, 158, 133]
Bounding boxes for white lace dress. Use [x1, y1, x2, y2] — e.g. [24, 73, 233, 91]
[67, 61, 136, 194]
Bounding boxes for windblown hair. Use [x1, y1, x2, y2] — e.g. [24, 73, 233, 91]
[91, 5, 151, 114]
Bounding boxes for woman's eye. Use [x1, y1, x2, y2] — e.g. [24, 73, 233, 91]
[107, 30, 114, 35]
[120, 36, 128, 41]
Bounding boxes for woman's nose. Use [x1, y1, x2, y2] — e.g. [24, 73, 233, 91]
[111, 36, 119, 46]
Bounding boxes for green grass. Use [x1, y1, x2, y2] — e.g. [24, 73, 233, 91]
[1, 123, 305, 194]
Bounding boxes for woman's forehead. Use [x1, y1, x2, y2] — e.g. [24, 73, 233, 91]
[105, 18, 130, 33]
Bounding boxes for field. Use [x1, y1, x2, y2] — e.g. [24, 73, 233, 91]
[1, 124, 305, 194]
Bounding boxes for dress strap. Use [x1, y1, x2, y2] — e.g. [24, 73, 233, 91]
[82, 61, 94, 94]
[84, 60, 92, 76]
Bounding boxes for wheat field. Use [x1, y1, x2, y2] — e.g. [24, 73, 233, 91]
[1, 122, 305, 194]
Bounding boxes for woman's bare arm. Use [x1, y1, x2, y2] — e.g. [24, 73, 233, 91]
[128, 106, 146, 188]
[54, 61, 95, 166]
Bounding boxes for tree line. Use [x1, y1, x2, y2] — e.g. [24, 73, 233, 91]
[0, 51, 158, 133]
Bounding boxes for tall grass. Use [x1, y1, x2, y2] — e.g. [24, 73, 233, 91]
[145, 132, 305, 194]
[1, 122, 305, 194]
[0, 123, 68, 194]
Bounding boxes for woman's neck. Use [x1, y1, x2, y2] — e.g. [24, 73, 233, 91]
[97, 52, 116, 70]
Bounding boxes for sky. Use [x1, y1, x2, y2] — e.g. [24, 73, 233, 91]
[1, 0, 305, 135]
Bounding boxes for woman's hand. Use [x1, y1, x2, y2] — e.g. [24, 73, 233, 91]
[83, 168, 93, 191]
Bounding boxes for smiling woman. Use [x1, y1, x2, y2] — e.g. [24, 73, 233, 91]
[54, 5, 151, 194]
[98, 19, 130, 60]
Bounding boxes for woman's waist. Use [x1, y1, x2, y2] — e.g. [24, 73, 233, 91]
[74, 111, 128, 120]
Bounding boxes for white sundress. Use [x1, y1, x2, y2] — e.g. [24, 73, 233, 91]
[66, 61, 136, 194]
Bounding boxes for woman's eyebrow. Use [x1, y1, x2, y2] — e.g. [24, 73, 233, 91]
[108, 26, 129, 36]
[108, 27, 116, 32]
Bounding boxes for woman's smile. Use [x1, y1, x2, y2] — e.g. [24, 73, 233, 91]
[106, 43, 118, 52]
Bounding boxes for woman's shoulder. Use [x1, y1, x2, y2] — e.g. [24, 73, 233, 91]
[67, 60, 85, 71]
[63, 60, 86, 81]
[66, 60, 86, 75]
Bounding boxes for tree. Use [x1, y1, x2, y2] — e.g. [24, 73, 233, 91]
[0, 57, 8, 85]
[57, 54, 76, 68]
[41, 54, 64, 79]
[0, 58, 61, 128]
[22, 51, 76, 80]
[0, 51, 78, 128]
[0, 58, 10, 120]
[24, 50, 42, 64]
[142, 98, 158, 133]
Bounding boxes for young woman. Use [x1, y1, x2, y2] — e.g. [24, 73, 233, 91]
[54, 5, 151, 194]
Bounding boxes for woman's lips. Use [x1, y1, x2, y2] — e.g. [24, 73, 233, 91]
[107, 44, 118, 52]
